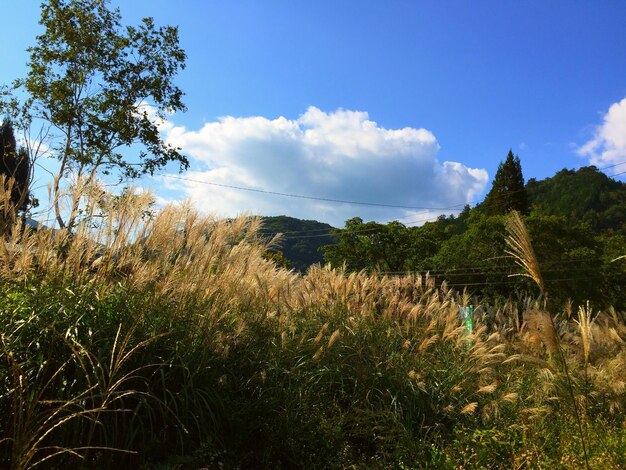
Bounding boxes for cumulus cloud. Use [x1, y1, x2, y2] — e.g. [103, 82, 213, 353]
[158, 107, 488, 227]
[578, 97, 626, 170]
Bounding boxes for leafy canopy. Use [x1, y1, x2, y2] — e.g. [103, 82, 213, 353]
[1, 0, 188, 228]
[323, 217, 412, 273]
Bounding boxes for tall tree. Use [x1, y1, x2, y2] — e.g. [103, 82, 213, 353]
[484, 150, 529, 215]
[1, 0, 188, 229]
[0, 119, 31, 212]
[323, 217, 411, 272]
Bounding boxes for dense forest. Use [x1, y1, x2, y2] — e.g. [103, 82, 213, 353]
[266, 159, 626, 310]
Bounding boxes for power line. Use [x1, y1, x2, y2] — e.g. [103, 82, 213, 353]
[378, 264, 621, 278]
[163, 159, 626, 215]
[101, 163, 626, 288]
[271, 210, 473, 239]
[441, 272, 626, 288]
[369, 254, 625, 276]
[274, 176, 626, 239]
[599, 161, 626, 171]
[609, 169, 626, 178]
[272, 164, 626, 238]
[369, 271, 624, 288]
[258, 205, 463, 236]
[161, 174, 468, 211]
[159, 160, 626, 240]
[259, 210, 461, 238]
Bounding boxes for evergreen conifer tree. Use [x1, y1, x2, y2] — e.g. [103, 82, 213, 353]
[484, 150, 528, 215]
[0, 119, 31, 212]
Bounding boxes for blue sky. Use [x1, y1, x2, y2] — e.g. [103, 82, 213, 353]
[2, 0, 626, 226]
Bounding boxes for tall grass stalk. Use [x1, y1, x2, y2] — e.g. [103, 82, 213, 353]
[505, 210, 590, 470]
[1, 324, 140, 469]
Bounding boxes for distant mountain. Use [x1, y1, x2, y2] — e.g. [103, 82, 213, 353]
[526, 166, 626, 231]
[260, 216, 337, 272]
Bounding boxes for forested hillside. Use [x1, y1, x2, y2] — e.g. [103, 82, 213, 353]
[260, 216, 336, 271]
[322, 165, 626, 310]
[527, 166, 626, 231]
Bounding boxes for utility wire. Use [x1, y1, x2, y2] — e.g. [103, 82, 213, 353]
[267, 165, 626, 238]
[365, 271, 624, 287]
[599, 161, 626, 172]
[160, 160, 626, 240]
[273, 173, 626, 239]
[260, 211, 457, 237]
[441, 272, 625, 288]
[161, 174, 465, 211]
[379, 263, 619, 277]
[155, 164, 626, 286]
[258, 207, 456, 236]
[273, 210, 470, 239]
[163, 159, 626, 216]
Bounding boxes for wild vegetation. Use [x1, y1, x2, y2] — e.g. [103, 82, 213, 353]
[1, 180, 625, 469]
[323, 164, 626, 312]
[1, 1, 625, 468]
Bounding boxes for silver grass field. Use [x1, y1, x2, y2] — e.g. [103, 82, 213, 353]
[1, 179, 625, 469]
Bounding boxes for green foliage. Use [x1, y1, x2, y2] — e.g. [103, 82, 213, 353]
[2, 0, 188, 229]
[431, 212, 517, 297]
[446, 427, 518, 469]
[527, 165, 626, 232]
[262, 249, 292, 269]
[322, 165, 626, 310]
[323, 217, 412, 272]
[1, 188, 626, 467]
[525, 214, 616, 308]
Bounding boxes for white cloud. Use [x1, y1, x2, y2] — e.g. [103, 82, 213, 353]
[158, 107, 488, 227]
[578, 97, 626, 169]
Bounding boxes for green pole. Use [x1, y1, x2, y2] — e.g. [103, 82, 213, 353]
[465, 305, 473, 333]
